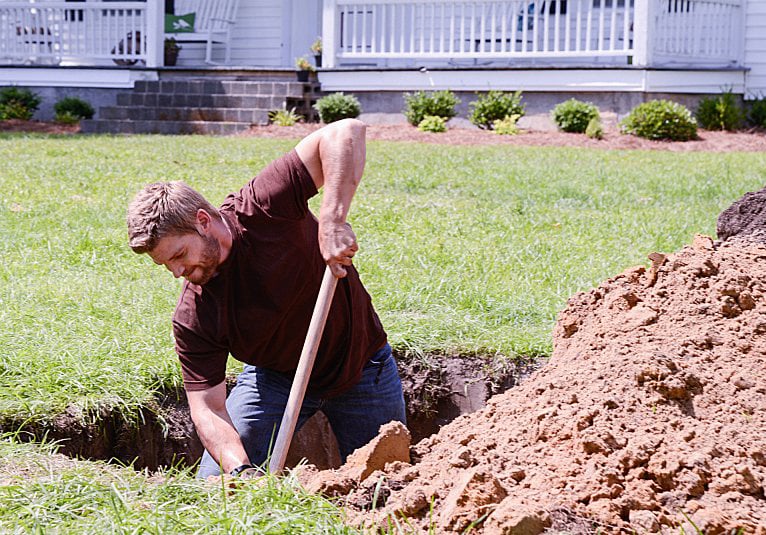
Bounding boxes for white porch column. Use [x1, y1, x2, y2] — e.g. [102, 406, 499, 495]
[632, 0, 653, 67]
[322, 0, 338, 68]
[146, 0, 164, 68]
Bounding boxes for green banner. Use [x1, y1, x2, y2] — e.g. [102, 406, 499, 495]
[165, 13, 195, 33]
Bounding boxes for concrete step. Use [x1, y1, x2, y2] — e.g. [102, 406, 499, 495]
[116, 92, 288, 110]
[99, 106, 270, 124]
[133, 80, 305, 99]
[80, 119, 252, 135]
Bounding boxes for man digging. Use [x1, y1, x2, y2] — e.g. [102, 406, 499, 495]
[127, 119, 406, 479]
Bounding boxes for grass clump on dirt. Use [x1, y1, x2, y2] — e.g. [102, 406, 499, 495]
[0, 434, 355, 534]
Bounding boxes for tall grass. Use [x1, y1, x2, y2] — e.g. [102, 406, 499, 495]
[0, 133, 764, 428]
[0, 434, 355, 533]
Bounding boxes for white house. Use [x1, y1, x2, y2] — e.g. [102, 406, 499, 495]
[0, 0, 763, 127]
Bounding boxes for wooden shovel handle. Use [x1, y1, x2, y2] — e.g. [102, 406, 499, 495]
[268, 266, 338, 474]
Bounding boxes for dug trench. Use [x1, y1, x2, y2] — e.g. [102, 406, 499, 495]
[0, 351, 536, 472]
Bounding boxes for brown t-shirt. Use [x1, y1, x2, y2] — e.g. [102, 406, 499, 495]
[172, 150, 387, 397]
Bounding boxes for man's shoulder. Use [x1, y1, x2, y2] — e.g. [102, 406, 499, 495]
[173, 280, 217, 326]
[220, 149, 316, 220]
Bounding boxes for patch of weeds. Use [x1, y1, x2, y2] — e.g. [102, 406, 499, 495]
[585, 117, 604, 140]
[417, 115, 447, 133]
[269, 108, 302, 126]
[492, 114, 521, 135]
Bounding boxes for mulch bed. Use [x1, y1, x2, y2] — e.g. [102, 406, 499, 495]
[242, 123, 766, 153]
[4, 119, 766, 152]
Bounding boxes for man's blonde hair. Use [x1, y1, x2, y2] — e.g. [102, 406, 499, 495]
[127, 181, 221, 254]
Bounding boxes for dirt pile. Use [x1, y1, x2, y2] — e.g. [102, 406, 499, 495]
[301, 192, 766, 533]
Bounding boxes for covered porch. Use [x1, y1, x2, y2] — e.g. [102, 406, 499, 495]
[0, 0, 745, 70]
[321, 0, 744, 70]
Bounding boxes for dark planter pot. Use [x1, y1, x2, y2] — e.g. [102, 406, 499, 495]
[164, 48, 179, 66]
[296, 69, 310, 82]
[313, 54, 322, 68]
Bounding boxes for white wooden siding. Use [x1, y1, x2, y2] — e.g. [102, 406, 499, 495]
[744, 0, 766, 98]
[174, 0, 285, 66]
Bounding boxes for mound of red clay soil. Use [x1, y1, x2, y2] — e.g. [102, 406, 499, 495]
[300, 191, 766, 534]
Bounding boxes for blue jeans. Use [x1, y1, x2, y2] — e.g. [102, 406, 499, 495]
[197, 344, 406, 478]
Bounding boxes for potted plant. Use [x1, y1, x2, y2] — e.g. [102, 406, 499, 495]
[310, 37, 322, 68]
[164, 37, 181, 66]
[295, 56, 315, 82]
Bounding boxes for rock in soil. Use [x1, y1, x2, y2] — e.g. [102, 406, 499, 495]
[301, 190, 766, 533]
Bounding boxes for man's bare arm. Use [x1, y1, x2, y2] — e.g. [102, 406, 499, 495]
[295, 118, 367, 278]
[186, 382, 251, 474]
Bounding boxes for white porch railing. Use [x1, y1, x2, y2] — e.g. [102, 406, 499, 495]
[650, 0, 743, 62]
[321, 0, 743, 68]
[0, 1, 163, 67]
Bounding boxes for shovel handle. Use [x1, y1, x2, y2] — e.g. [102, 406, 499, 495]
[268, 265, 338, 474]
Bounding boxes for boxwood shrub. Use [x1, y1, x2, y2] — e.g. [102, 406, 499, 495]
[403, 90, 459, 126]
[0, 87, 41, 120]
[54, 97, 95, 122]
[313, 92, 361, 123]
[468, 90, 525, 130]
[552, 98, 600, 133]
[696, 91, 743, 131]
[620, 100, 697, 141]
[748, 97, 766, 129]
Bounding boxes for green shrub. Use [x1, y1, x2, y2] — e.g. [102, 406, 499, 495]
[313, 92, 361, 123]
[620, 100, 697, 141]
[492, 114, 521, 135]
[469, 90, 525, 130]
[268, 108, 301, 126]
[747, 97, 766, 129]
[696, 91, 743, 131]
[585, 117, 604, 140]
[0, 87, 41, 120]
[404, 90, 459, 126]
[53, 97, 94, 121]
[417, 115, 447, 133]
[54, 111, 81, 125]
[552, 99, 600, 133]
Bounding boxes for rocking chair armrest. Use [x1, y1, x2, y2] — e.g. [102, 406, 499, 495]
[209, 17, 236, 25]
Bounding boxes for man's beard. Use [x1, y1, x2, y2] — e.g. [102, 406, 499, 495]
[187, 233, 221, 285]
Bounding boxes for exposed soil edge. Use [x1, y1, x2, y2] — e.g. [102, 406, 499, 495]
[0, 352, 534, 471]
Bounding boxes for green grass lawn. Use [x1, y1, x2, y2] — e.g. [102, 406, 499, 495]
[0, 435, 355, 534]
[1, 134, 765, 425]
[1, 133, 765, 531]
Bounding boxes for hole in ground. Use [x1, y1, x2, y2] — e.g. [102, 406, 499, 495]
[6, 353, 541, 472]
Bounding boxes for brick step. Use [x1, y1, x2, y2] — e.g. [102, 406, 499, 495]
[80, 119, 253, 136]
[116, 92, 288, 110]
[133, 80, 305, 99]
[99, 106, 270, 124]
